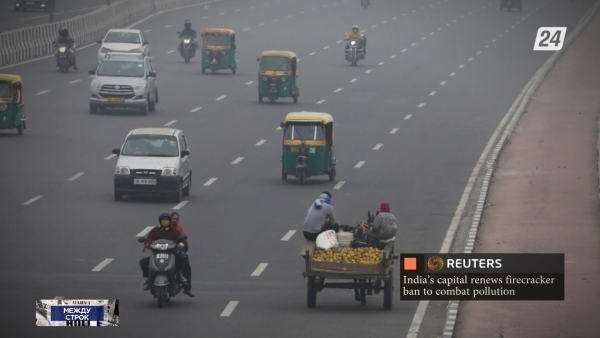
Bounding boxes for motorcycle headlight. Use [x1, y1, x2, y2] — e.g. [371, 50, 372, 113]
[204, 50, 210, 55]
[184, 39, 191, 44]
[115, 166, 130, 175]
[281, 77, 286, 82]
[161, 168, 178, 176]
[0, 104, 8, 112]
[59, 47, 67, 53]
[351, 41, 357, 46]
[262, 76, 268, 82]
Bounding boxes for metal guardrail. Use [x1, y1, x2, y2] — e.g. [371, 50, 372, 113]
[0, 0, 217, 66]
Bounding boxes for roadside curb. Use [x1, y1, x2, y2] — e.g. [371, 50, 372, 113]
[441, 1, 600, 337]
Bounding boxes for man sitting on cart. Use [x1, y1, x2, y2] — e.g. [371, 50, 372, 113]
[303, 191, 340, 241]
[366, 201, 398, 242]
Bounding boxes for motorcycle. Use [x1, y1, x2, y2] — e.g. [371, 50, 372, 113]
[138, 235, 187, 308]
[361, 0, 370, 9]
[54, 43, 74, 73]
[178, 32, 195, 63]
[345, 39, 365, 66]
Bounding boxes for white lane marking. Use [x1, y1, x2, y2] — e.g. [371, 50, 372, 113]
[492, 39, 496, 42]
[499, 34, 503, 37]
[232, 157, 244, 164]
[333, 181, 346, 190]
[382, 21, 387, 24]
[429, 91, 436, 96]
[430, 32, 435, 35]
[36, 90, 49, 96]
[354, 161, 366, 169]
[337, 40, 343, 43]
[334, 88, 342, 93]
[393, 17, 397, 20]
[372, 25, 377, 28]
[446, 23, 450, 26]
[273, 18, 279, 22]
[373, 143, 383, 150]
[438, 27, 442, 30]
[92, 259, 114, 272]
[216, 95, 226, 101]
[165, 25, 172, 28]
[440, 81, 447, 85]
[309, 52, 316, 56]
[104, 154, 116, 160]
[173, 201, 189, 210]
[511, 25, 514, 28]
[361, 29, 367, 33]
[365, 69, 372, 74]
[246, 81, 254, 85]
[417, 103, 425, 108]
[450, 72, 456, 76]
[378, 62, 384, 66]
[461, 15, 465, 18]
[190, 107, 202, 112]
[276, 126, 282, 130]
[281, 230, 297, 241]
[259, 23, 265, 26]
[312, 8, 316, 10]
[243, 28, 250, 31]
[164, 120, 177, 127]
[391, 55, 396, 59]
[323, 4, 328, 7]
[316, 99, 326, 104]
[404, 114, 412, 120]
[485, 45, 489, 48]
[390, 128, 399, 134]
[256, 139, 267, 146]
[411, 43, 417, 46]
[251, 263, 269, 277]
[249, 6, 255, 9]
[167, 50, 176, 53]
[204, 178, 218, 186]
[402, 48, 407, 52]
[412, 10, 416, 12]
[421, 37, 426, 40]
[67, 173, 84, 181]
[476, 51, 482, 55]
[468, 58, 473, 61]
[144, 29, 152, 32]
[453, 19, 457, 22]
[402, 13, 407, 16]
[565, 261, 576, 263]
[136, 226, 154, 238]
[69, 79, 81, 84]
[23, 196, 42, 205]
[54, 296, 64, 300]
[350, 78, 357, 83]
[220, 12, 225, 15]
[323, 46, 329, 49]
[300, 11, 305, 14]
[221, 301, 239, 317]
[459, 64, 465, 68]
[202, 16, 209, 19]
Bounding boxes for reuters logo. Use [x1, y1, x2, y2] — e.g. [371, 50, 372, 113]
[427, 256, 444, 271]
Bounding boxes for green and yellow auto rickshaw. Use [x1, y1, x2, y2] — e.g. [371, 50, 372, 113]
[0, 74, 26, 135]
[257, 51, 299, 104]
[280, 112, 336, 185]
[201, 28, 237, 74]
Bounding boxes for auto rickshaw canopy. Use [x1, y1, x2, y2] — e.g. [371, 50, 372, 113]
[0, 74, 23, 103]
[203, 28, 235, 35]
[260, 50, 297, 59]
[284, 112, 334, 145]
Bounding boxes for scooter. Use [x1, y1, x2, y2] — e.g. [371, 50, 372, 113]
[138, 235, 187, 308]
[54, 43, 74, 73]
[345, 40, 365, 66]
[178, 32, 195, 63]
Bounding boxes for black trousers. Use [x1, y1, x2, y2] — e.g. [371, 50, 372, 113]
[303, 224, 340, 241]
[140, 253, 192, 289]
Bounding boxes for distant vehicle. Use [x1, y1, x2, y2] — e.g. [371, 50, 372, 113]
[257, 50, 299, 103]
[14, 0, 48, 12]
[0, 75, 26, 135]
[97, 29, 149, 64]
[89, 53, 158, 115]
[200, 28, 237, 73]
[111, 128, 192, 202]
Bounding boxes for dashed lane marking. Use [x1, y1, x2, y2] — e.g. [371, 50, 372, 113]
[167, 50, 176, 53]
[391, 55, 396, 59]
[246, 81, 254, 85]
[354, 161, 366, 169]
[259, 23, 265, 26]
[337, 40, 343, 43]
[67, 173, 84, 181]
[280, 230, 296, 241]
[316, 99, 326, 104]
[54, 296, 64, 300]
[365, 69, 372, 74]
[251, 263, 269, 277]
[333, 181, 346, 190]
[468, 58, 473, 61]
[92, 259, 114, 272]
[219, 12, 225, 15]
[440, 81, 447, 85]
[204, 178, 218, 186]
[421, 37, 426, 40]
[429, 91, 436, 96]
[273, 18, 279, 22]
[190, 107, 202, 112]
[23, 196, 42, 205]
[216, 95, 226, 100]
[485, 45, 489, 48]
[334, 88, 342, 93]
[243, 28, 249, 31]
[165, 25, 172, 28]
[69, 79, 81, 84]
[411, 43, 417, 46]
[36, 90, 49, 95]
[232, 157, 244, 164]
[164, 120, 177, 126]
[221, 301, 239, 317]
[459, 64, 465, 68]
[173, 201, 189, 210]
[256, 139, 267, 146]
[417, 103, 425, 108]
[309, 52, 316, 56]
[144, 29, 152, 32]
[476, 51, 481, 55]
[350, 78, 357, 82]
[402, 49, 407, 52]
[405, 115, 412, 120]
[450, 72, 456, 76]
[323, 46, 329, 49]
[136, 226, 154, 238]
[105, 154, 116, 160]
[378, 62, 384, 66]
[373, 144, 383, 150]
[390, 128, 399, 134]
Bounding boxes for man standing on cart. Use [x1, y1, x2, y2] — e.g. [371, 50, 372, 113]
[303, 191, 340, 241]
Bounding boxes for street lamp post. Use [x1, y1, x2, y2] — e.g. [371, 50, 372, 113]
[48, 0, 56, 23]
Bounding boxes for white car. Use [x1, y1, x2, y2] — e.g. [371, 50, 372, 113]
[97, 29, 149, 63]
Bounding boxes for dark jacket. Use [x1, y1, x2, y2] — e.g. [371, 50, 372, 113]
[143, 226, 183, 247]
[180, 28, 197, 39]
[57, 36, 75, 47]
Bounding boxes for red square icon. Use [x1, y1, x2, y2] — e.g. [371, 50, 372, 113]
[404, 257, 417, 270]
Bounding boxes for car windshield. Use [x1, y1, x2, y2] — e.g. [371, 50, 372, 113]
[260, 56, 290, 71]
[0, 82, 11, 98]
[122, 135, 179, 157]
[204, 34, 229, 46]
[284, 123, 324, 141]
[104, 32, 141, 44]
[97, 61, 145, 77]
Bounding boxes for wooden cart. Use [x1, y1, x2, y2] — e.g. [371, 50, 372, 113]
[300, 240, 397, 309]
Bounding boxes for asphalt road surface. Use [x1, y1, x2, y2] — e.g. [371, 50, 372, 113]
[0, 0, 595, 337]
[1, 0, 109, 33]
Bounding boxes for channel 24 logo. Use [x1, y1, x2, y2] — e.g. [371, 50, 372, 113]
[533, 27, 567, 51]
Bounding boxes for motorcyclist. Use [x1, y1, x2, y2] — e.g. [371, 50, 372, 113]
[303, 191, 340, 241]
[345, 25, 366, 56]
[55, 27, 78, 70]
[178, 20, 198, 57]
[139, 212, 195, 297]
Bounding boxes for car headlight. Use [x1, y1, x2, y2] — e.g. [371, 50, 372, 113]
[115, 166, 130, 175]
[204, 50, 210, 55]
[262, 76, 268, 82]
[59, 47, 66, 53]
[161, 168, 178, 176]
[133, 85, 146, 90]
[184, 39, 191, 44]
[100, 47, 110, 54]
[0, 104, 8, 112]
[91, 81, 101, 90]
[281, 77, 286, 82]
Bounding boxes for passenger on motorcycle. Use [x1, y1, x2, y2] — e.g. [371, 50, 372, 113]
[140, 212, 195, 297]
[345, 25, 366, 55]
[170, 212, 194, 297]
[178, 20, 198, 57]
[55, 27, 78, 70]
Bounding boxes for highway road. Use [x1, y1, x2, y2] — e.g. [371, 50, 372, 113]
[0, 0, 595, 337]
[0, 0, 109, 33]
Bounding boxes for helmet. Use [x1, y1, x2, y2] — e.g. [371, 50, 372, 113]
[352, 25, 359, 32]
[158, 212, 172, 228]
[184, 20, 191, 29]
[59, 27, 69, 37]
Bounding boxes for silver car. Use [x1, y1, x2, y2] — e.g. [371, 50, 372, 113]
[112, 128, 192, 202]
[89, 53, 158, 115]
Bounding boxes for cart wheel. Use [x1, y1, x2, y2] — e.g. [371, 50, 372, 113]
[360, 285, 367, 306]
[307, 277, 317, 308]
[384, 268, 393, 310]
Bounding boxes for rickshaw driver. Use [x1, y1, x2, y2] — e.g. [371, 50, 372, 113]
[179, 20, 199, 57]
[345, 25, 366, 55]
